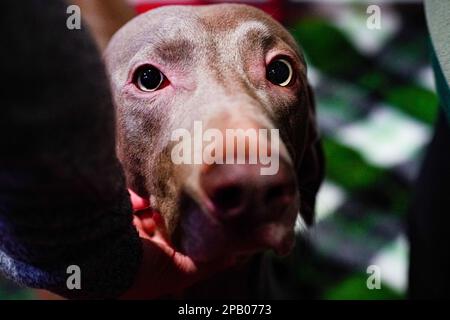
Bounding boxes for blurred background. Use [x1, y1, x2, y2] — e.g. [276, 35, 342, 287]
[0, 0, 437, 299]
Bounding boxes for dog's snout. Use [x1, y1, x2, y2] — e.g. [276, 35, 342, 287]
[200, 162, 296, 223]
[197, 117, 297, 223]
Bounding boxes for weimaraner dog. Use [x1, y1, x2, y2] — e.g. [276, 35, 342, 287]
[105, 4, 324, 298]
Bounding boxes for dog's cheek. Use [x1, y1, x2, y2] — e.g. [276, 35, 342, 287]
[116, 99, 170, 196]
[296, 84, 325, 226]
[298, 141, 324, 225]
[148, 150, 186, 238]
[115, 120, 149, 197]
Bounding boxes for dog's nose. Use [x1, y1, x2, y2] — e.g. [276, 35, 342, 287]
[199, 118, 297, 223]
[200, 162, 296, 223]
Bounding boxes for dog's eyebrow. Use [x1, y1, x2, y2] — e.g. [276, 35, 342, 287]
[232, 21, 277, 51]
[153, 38, 195, 65]
[249, 31, 277, 51]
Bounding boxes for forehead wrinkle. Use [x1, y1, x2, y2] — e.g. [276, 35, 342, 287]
[108, 9, 203, 73]
[154, 38, 195, 66]
[202, 22, 271, 87]
[209, 22, 271, 95]
[230, 21, 271, 49]
[124, 31, 202, 80]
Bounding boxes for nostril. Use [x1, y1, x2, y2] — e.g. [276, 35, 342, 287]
[211, 185, 244, 216]
[265, 183, 295, 205]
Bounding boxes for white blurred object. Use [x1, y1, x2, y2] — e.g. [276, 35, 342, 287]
[369, 234, 409, 293]
[332, 4, 400, 55]
[417, 66, 437, 92]
[315, 181, 346, 222]
[336, 106, 431, 168]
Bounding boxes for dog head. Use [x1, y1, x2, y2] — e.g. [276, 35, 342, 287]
[105, 4, 323, 263]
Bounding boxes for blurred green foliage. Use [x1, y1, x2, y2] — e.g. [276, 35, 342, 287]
[324, 274, 403, 300]
[292, 18, 367, 77]
[322, 138, 385, 191]
[385, 85, 438, 124]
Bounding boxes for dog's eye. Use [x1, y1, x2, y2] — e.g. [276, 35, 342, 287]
[134, 65, 165, 92]
[266, 59, 293, 87]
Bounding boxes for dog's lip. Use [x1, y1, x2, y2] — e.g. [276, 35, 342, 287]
[188, 230, 296, 264]
[237, 224, 296, 257]
[233, 239, 293, 259]
[177, 188, 298, 262]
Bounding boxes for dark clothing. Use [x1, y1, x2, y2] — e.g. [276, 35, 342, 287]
[408, 110, 450, 298]
[0, 0, 142, 299]
[432, 48, 450, 124]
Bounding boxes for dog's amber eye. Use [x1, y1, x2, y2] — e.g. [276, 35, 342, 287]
[266, 59, 293, 87]
[134, 65, 165, 92]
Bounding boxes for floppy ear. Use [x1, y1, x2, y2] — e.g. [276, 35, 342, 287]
[296, 84, 325, 226]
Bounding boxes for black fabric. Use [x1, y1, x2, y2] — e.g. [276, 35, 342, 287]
[0, 0, 142, 299]
[408, 110, 450, 298]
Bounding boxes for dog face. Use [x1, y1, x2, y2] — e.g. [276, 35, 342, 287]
[105, 4, 323, 262]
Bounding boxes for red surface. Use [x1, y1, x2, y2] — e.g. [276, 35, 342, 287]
[135, 0, 285, 22]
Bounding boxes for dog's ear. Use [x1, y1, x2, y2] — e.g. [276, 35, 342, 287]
[297, 84, 325, 226]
